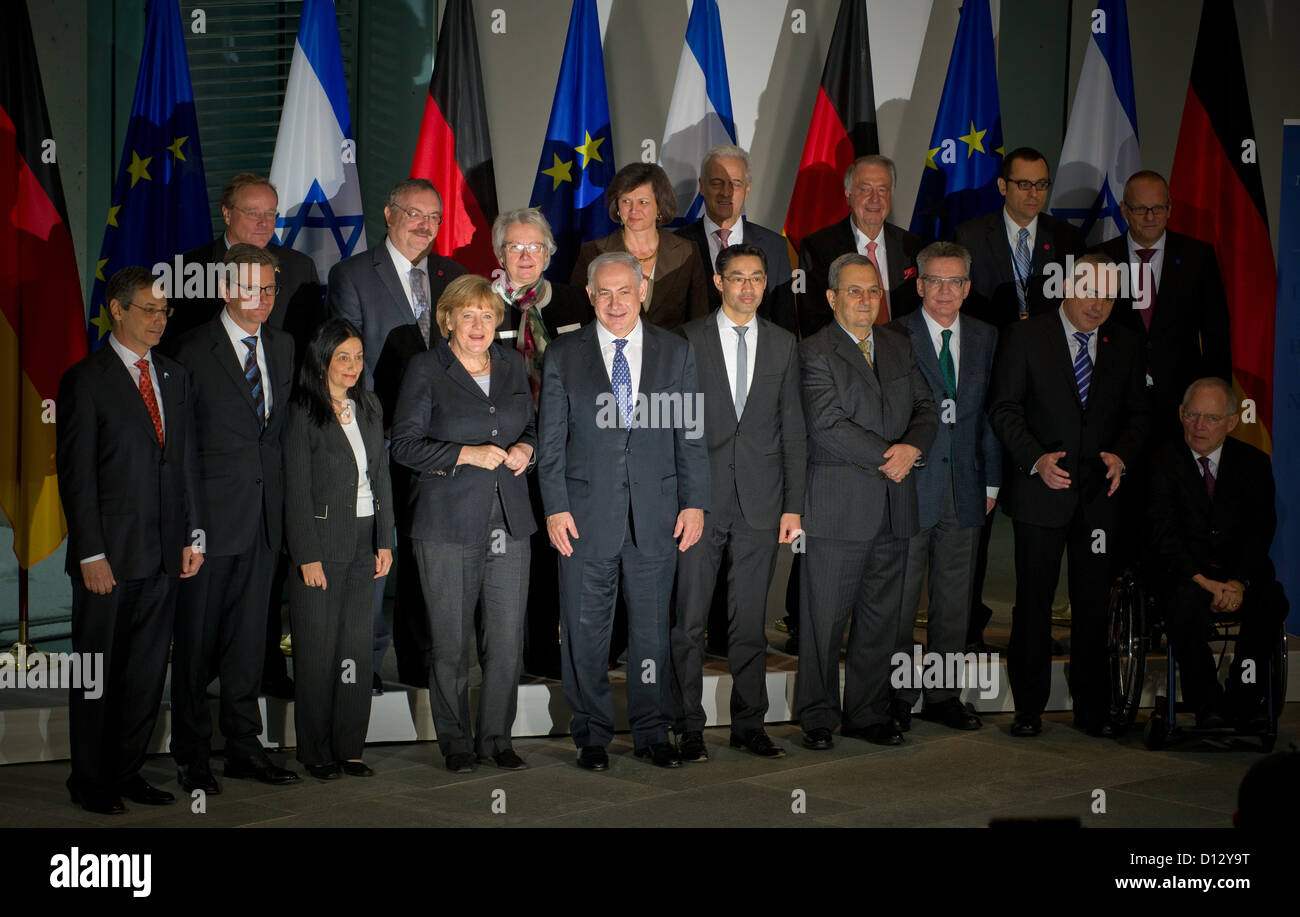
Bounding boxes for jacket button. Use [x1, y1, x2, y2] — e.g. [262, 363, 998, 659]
[491, 429, 498, 437]
[256, 478, 262, 485]
[625, 447, 631, 454]
[489, 406, 496, 414]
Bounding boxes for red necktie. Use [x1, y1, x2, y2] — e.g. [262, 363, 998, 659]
[135, 357, 164, 447]
[1198, 455, 1215, 500]
[866, 240, 890, 323]
[1136, 248, 1156, 332]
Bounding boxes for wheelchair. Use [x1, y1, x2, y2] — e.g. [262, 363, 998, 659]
[1107, 568, 1288, 752]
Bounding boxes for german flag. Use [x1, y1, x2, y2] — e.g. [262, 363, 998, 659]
[411, 0, 499, 275]
[0, 0, 87, 568]
[1169, 0, 1275, 452]
[782, 0, 879, 253]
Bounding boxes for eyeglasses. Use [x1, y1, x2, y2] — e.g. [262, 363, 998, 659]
[394, 205, 443, 225]
[235, 282, 282, 296]
[1123, 202, 1169, 218]
[706, 178, 748, 191]
[1007, 179, 1052, 192]
[124, 302, 174, 318]
[232, 207, 277, 222]
[921, 275, 968, 290]
[722, 273, 766, 287]
[504, 242, 546, 256]
[836, 286, 882, 302]
[1182, 410, 1231, 425]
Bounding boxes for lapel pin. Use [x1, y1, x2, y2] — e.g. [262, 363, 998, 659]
[1043, 243, 1051, 251]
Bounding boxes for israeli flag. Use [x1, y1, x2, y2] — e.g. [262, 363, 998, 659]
[1049, 0, 1139, 244]
[658, 0, 736, 224]
[269, 0, 366, 281]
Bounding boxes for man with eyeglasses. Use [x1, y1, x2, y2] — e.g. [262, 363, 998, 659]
[328, 178, 466, 690]
[56, 266, 203, 814]
[1097, 170, 1232, 445]
[886, 242, 1000, 732]
[796, 253, 937, 750]
[674, 145, 796, 334]
[170, 244, 300, 791]
[670, 244, 805, 762]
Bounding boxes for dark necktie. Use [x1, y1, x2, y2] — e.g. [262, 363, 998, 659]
[1136, 247, 1157, 332]
[242, 336, 266, 429]
[1014, 228, 1032, 317]
[1198, 455, 1216, 500]
[938, 329, 957, 399]
[135, 357, 164, 447]
[611, 338, 633, 427]
[1072, 331, 1093, 408]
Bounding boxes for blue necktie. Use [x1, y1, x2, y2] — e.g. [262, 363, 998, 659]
[243, 336, 266, 429]
[1073, 331, 1094, 408]
[1014, 227, 1032, 317]
[612, 338, 633, 428]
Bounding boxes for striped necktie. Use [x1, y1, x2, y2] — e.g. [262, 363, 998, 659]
[242, 336, 266, 429]
[1014, 227, 1032, 317]
[1072, 331, 1093, 408]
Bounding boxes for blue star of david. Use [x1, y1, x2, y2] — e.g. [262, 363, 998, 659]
[276, 179, 365, 258]
[1051, 175, 1128, 238]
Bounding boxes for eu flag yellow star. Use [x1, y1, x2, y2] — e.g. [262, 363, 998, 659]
[573, 131, 605, 170]
[925, 147, 941, 170]
[167, 136, 188, 162]
[106, 205, 121, 227]
[126, 151, 153, 187]
[90, 304, 113, 340]
[96, 258, 109, 282]
[541, 153, 574, 191]
[958, 122, 987, 158]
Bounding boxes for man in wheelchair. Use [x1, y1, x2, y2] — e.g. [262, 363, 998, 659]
[1147, 377, 1287, 731]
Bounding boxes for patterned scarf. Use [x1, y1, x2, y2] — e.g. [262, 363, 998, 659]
[492, 275, 552, 403]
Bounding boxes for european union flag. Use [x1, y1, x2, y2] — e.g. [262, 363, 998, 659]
[87, 0, 210, 349]
[909, 0, 1004, 243]
[530, 0, 616, 283]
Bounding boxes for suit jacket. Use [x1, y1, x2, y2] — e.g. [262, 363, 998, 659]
[1096, 230, 1232, 441]
[161, 238, 322, 362]
[390, 338, 538, 543]
[172, 314, 294, 556]
[889, 309, 1002, 530]
[680, 311, 805, 531]
[674, 217, 798, 334]
[327, 244, 467, 426]
[569, 230, 710, 330]
[954, 210, 1086, 328]
[56, 344, 199, 580]
[799, 322, 938, 541]
[1147, 436, 1276, 588]
[797, 218, 923, 337]
[986, 311, 1150, 528]
[537, 320, 710, 559]
[282, 391, 395, 565]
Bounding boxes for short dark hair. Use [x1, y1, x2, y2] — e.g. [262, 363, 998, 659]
[222, 242, 278, 270]
[1002, 147, 1048, 181]
[105, 266, 157, 312]
[606, 163, 677, 225]
[715, 242, 768, 277]
[828, 252, 876, 292]
[1123, 169, 1169, 194]
[292, 317, 373, 428]
[221, 173, 277, 210]
[916, 241, 971, 277]
[386, 177, 441, 212]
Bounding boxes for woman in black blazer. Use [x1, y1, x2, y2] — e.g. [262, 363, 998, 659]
[390, 275, 538, 773]
[283, 318, 394, 780]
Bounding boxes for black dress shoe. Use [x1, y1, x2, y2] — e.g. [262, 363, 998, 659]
[306, 762, 341, 780]
[634, 742, 683, 768]
[260, 674, 295, 700]
[482, 749, 527, 770]
[177, 762, 221, 795]
[119, 775, 175, 805]
[224, 756, 301, 785]
[730, 729, 785, 758]
[68, 779, 125, 815]
[341, 760, 375, 777]
[446, 752, 477, 773]
[802, 727, 834, 750]
[1010, 713, 1042, 737]
[843, 723, 904, 746]
[920, 697, 982, 731]
[677, 730, 709, 762]
[576, 746, 609, 771]
[1074, 717, 1117, 739]
[890, 696, 914, 732]
[371, 673, 384, 697]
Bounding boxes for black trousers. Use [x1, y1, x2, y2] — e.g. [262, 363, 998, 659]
[388, 457, 431, 686]
[171, 538, 277, 763]
[69, 571, 175, 793]
[263, 552, 291, 684]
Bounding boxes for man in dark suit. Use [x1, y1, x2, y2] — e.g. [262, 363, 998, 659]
[1097, 170, 1232, 445]
[674, 145, 796, 334]
[170, 244, 299, 789]
[670, 244, 805, 762]
[954, 146, 1087, 647]
[1148, 377, 1286, 728]
[797, 253, 938, 750]
[328, 178, 467, 689]
[888, 242, 999, 732]
[538, 252, 710, 771]
[797, 155, 923, 337]
[57, 267, 204, 814]
[987, 253, 1149, 738]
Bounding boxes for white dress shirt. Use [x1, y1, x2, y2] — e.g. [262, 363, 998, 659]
[1191, 443, 1223, 481]
[850, 222, 891, 293]
[338, 403, 375, 518]
[920, 309, 961, 380]
[596, 317, 644, 408]
[1004, 209, 1039, 259]
[386, 236, 428, 318]
[702, 214, 744, 272]
[221, 307, 273, 416]
[717, 308, 757, 408]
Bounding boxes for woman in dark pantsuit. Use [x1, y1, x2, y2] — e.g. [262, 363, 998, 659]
[390, 275, 538, 773]
[283, 319, 393, 780]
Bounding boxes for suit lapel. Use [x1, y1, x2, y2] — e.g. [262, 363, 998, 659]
[1031, 219, 1054, 274]
[832, 328, 880, 394]
[98, 345, 162, 448]
[702, 318, 737, 416]
[906, 311, 946, 398]
[986, 214, 1015, 287]
[1045, 317, 1082, 411]
[374, 247, 413, 332]
[155, 356, 183, 453]
[210, 316, 260, 417]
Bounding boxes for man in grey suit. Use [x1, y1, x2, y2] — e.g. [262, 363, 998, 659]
[327, 178, 466, 689]
[670, 244, 805, 762]
[888, 242, 1000, 732]
[797, 253, 937, 750]
[538, 252, 710, 771]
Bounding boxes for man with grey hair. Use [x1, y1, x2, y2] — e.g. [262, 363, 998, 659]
[798, 154, 923, 336]
[328, 177, 466, 689]
[674, 144, 796, 333]
[538, 251, 710, 771]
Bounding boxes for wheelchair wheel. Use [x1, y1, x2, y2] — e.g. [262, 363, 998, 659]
[1108, 571, 1147, 731]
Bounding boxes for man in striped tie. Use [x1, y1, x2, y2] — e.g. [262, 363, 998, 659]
[987, 253, 1149, 739]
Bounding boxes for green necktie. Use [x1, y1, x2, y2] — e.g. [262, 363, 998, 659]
[938, 329, 957, 398]
[857, 337, 873, 370]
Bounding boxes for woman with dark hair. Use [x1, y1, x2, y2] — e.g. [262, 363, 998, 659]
[283, 318, 393, 780]
[569, 162, 709, 330]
